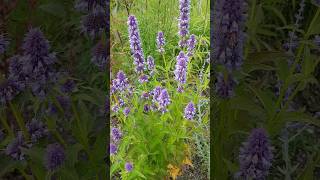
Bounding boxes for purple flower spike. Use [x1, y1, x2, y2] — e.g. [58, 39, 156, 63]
[213, 0, 246, 70]
[112, 105, 120, 113]
[236, 128, 273, 179]
[8, 56, 26, 90]
[110, 143, 117, 155]
[5, 132, 26, 160]
[139, 74, 149, 83]
[45, 143, 65, 171]
[123, 107, 131, 116]
[147, 56, 155, 72]
[81, 8, 107, 38]
[125, 162, 133, 172]
[158, 89, 171, 113]
[215, 73, 236, 98]
[178, 0, 191, 47]
[112, 71, 129, 92]
[118, 98, 125, 107]
[187, 34, 196, 57]
[152, 86, 162, 103]
[111, 127, 122, 142]
[156, 31, 165, 53]
[128, 15, 145, 73]
[0, 34, 10, 54]
[184, 102, 196, 120]
[26, 118, 48, 143]
[174, 52, 188, 91]
[0, 79, 21, 105]
[141, 92, 150, 99]
[91, 41, 107, 70]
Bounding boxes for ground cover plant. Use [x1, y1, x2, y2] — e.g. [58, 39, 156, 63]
[0, 0, 108, 179]
[212, 0, 320, 179]
[110, 0, 210, 179]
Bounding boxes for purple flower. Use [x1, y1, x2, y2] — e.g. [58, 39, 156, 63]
[60, 79, 76, 93]
[91, 41, 107, 70]
[125, 162, 133, 172]
[178, 0, 191, 47]
[138, 74, 149, 83]
[187, 34, 196, 57]
[174, 52, 188, 91]
[128, 15, 145, 73]
[158, 89, 171, 113]
[21, 28, 57, 97]
[0, 79, 21, 105]
[215, 73, 236, 98]
[213, 0, 246, 70]
[8, 56, 26, 90]
[147, 56, 155, 72]
[141, 92, 149, 99]
[111, 127, 122, 142]
[0, 34, 10, 54]
[81, 7, 107, 38]
[112, 105, 120, 113]
[26, 118, 48, 143]
[143, 104, 150, 112]
[118, 98, 125, 107]
[123, 107, 131, 116]
[112, 71, 129, 92]
[45, 143, 65, 171]
[236, 128, 273, 179]
[5, 132, 26, 160]
[156, 31, 165, 53]
[152, 86, 162, 103]
[110, 143, 117, 155]
[184, 102, 196, 120]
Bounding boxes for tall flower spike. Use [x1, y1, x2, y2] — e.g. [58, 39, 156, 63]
[128, 15, 145, 73]
[91, 41, 107, 70]
[187, 34, 196, 57]
[178, 0, 191, 47]
[0, 34, 10, 54]
[147, 56, 155, 72]
[111, 71, 129, 93]
[236, 128, 273, 179]
[110, 143, 117, 155]
[184, 102, 196, 120]
[81, 7, 108, 38]
[213, 0, 246, 70]
[158, 89, 171, 113]
[45, 143, 65, 171]
[111, 127, 122, 142]
[174, 52, 188, 92]
[215, 73, 236, 98]
[26, 118, 48, 143]
[0, 79, 21, 105]
[156, 31, 165, 53]
[152, 86, 162, 103]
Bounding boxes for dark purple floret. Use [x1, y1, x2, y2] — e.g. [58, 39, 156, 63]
[141, 92, 150, 99]
[123, 107, 131, 116]
[147, 56, 155, 72]
[178, 0, 191, 47]
[26, 118, 48, 143]
[118, 98, 125, 107]
[112, 71, 129, 92]
[0, 34, 10, 54]
[143, 104, 150, 112]
[5, 132, 26, 160]
[184, 102, 196, 120]
[174, 52, 188, 92]
[138, 74, 149, 83]
[81, 8, 107, 38]
[156, 31, 165, 53]
[110, 143, 117, 155]
[128, 15, 145, 73]
[187, 34, 196, 57]
[158, 89, 171, 113]
[111, 127, 122, 142]
[125, 162, 133, 172]
[75, 0, 106, 12]
[215, 73, 236, 98]
[91, 41, 107, 70]
[213, 0, 246, 70]
[45, 143, 65, 171]
[60, 79, 76, 93]
[236, 128, 273, 180]
[0, 79, 21, 105]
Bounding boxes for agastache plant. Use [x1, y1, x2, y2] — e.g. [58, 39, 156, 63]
[236, 128, 273, 179]
[112, 71, 129, 93]
[91, 41, 107, 70]
[156, 31, 165, 53]
[215, 73, 236, 98]
[174, 51, 188, 92]
[187, 34, 196, 57]
[178, 0, 191, 47]
[184, 102, 196, 120]
[128, 15, 145, 73]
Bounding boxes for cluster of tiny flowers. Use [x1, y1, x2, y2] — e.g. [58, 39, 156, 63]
[178, 0, 191, 47]
[141, 92, 150, 99]
[125, 162, 133, 172]
[111, 127, 122, 142]
[236, 128, 273, 179]
[184, 102, 196, 120]
[158, 89, 171, 113]
[174, 52, 188, 92]
[45, 143, 65, 171]
[0, 34, 10, 54]
[26, 118, 48, 143]
[147, 56, 155, 72]
[123, 107, 131, 116]
[128, 15, 145, 73]
[156, 31, 165, 53]
[152, 86, 162, 103]
[91, 41, 107, 70]
[5, 132, 27, 160]
[0, 79, 21, 105]
[213, 0, 246, 70]
[111, 71, 129, 93]
[21, 28, 58, 98]
[138, 74, 149, 83]
[187, 34, 196, 56]
[215, 73, 237, 98]
[110, 143, 117, 155]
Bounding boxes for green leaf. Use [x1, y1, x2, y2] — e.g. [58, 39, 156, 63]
[38, 3, 66, 18]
